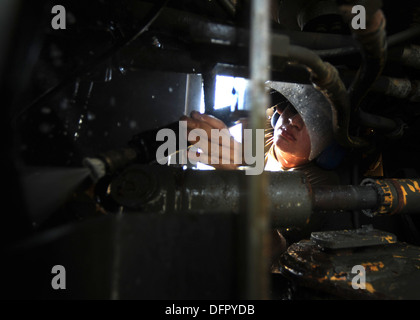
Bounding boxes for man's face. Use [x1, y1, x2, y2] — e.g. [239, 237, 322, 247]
[273, 105, 311, 167]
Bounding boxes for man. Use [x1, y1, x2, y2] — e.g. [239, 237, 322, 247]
[181, 81, 347, 261]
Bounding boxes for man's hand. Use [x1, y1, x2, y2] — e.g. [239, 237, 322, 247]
[180, 111, 243, 170]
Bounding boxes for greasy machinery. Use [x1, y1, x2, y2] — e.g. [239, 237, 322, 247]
[2, 0, 420, 300]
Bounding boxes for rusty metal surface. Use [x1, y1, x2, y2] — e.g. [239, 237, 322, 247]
[278, 236, 420, 299]
[312, 185, 379, 212]
[108, 165, 314, 228]
[107, 165, 420, 225]
[401, 45, 420, 70]
[265, 81, 335, 160]
[246, 0, 271, 299]
[361, 178, 420, 216]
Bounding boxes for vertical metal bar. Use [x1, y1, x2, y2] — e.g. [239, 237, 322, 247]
[246, 0, 271, 300]
[202, 69, 217, 115]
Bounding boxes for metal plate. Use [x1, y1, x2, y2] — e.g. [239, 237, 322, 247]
[310, 225, 397, 249]
[279, 237, 420, 299]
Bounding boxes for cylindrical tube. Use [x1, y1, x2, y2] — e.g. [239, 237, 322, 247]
[83, 120, 187, 181]
[285, 44, 368, 149]
[312, 185, 379, 212]
[401, 45, 420, 70]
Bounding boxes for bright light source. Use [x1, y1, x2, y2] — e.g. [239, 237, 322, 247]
[229, 123, 242, 143]
[215, 75, 236, 110]
[200, 85, 205, 113]
[195, 75, 247, 169]
[214, 75, 248, 110]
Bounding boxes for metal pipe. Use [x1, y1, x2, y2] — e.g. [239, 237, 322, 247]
[202, 69, 217, 114]
[312, 185, 379, 212]
[286, 44, 368, 148]
[104, 165, 420, 221]
[247, 0, 271, 300]
[358, 109, 397, 131]
[361, 178, 420, 216]
[341, 5, 388, 112]
[400, 45, 420, 70]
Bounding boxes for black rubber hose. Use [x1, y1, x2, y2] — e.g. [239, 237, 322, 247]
[12, 0, 170, 124]
[347, 10, 387, 113]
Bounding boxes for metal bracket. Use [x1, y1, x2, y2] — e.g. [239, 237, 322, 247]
[310, 225, 397, 249]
